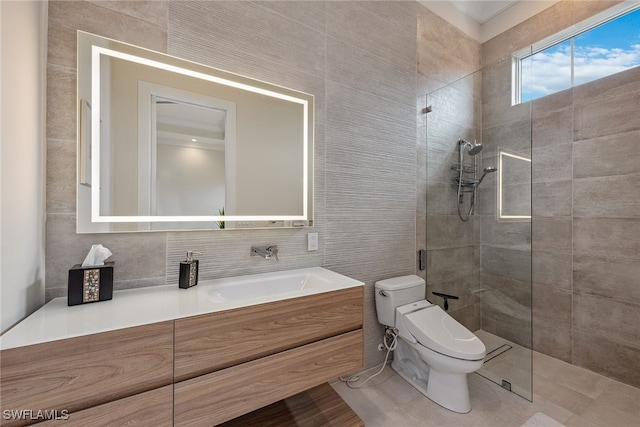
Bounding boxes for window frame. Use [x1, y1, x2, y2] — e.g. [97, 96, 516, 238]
[513, 1, 640, 105]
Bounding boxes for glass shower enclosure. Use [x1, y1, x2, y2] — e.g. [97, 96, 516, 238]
[424, 56, 533, 400]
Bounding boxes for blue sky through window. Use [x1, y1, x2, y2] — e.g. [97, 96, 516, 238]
[520, 8, 640, 102]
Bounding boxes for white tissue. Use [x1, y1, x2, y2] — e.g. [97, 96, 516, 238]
[81, 244, 113, 267]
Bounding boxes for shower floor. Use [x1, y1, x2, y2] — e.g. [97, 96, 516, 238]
[474, 329, 533, 400]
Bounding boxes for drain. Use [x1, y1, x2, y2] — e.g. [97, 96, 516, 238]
[484, 344, 512, 363]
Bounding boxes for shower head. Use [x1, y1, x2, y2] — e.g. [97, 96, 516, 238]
[458, 139, 483, 156]
[477, 165, 497, 185]
[468, 141, 483, 155]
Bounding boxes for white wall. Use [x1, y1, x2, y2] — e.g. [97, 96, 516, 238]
[0, 0, 47, 333]
[156, 144, 226, 216]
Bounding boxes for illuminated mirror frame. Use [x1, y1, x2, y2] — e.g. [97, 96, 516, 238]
[80, 32, 313, 226]
[497, 150, 532, 221]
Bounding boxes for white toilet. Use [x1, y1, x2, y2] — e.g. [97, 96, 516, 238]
[375, 275, 486, 413]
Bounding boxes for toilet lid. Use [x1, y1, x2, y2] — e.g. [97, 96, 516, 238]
[404, 306, 486, 360]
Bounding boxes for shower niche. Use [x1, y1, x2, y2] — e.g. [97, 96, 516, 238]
[498, 149, 531, 220]
[424, 59, 532, 401]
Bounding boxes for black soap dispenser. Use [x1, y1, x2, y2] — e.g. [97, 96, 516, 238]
[179, 251, 201, 289]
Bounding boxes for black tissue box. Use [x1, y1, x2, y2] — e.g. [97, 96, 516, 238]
[68, 262, 114, 306]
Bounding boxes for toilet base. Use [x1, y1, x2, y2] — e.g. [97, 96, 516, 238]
[391, 339, 474, 414]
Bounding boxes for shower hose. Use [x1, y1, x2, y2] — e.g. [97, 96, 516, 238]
[457, 164, 475, 222]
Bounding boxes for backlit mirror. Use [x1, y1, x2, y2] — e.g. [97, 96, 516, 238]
[77, 31, 313, 233]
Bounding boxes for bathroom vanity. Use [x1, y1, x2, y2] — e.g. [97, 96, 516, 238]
[0, 268, 364, 426]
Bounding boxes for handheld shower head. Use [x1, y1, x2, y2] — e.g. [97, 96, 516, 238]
[477, 165, 497, 185]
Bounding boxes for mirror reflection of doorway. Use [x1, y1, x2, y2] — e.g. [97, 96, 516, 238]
[154, 97, 227, 217]
[137, 82, 237, 229]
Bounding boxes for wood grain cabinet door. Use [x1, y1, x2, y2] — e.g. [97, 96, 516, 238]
[174, 287, 364, 381]
[0, 321, 174, 427]
[174, 329, 364, 426]
[37, 386, 173, 427]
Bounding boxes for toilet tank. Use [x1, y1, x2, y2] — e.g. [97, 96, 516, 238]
[375, 275, 426, 327]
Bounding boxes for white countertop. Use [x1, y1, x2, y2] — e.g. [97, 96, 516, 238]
[0, 267, 363, 350]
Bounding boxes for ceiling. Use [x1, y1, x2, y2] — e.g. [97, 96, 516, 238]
[419, 0, 560, 43]
[449, 0, 520, 24]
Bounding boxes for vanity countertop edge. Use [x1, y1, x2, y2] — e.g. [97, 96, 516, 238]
[0, 267, 364, 351]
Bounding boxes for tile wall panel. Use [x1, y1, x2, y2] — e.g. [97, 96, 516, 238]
[532, 250, 572, 291]
[574, 89, 640, 141]
[251, 1, 327, 33]
[417, 5, 480, 95]
[532, 180, 572, 217]
[166, 1, 326, 85]
[574, 293, 640, 345]
[531, 106, 573, 149]
[45, 65, 76, 142]
[326, 1, 417, 368]
[574, 175, 640, 218]
[573, 255, 640, 305]
[568, 71, 640, 385]
[573, 218, 640, 259]
[573, 130, 640, 179]
[532, 142, 573, 183]
[527, 76, 574, 363]
[573, 331, 640, 388]
[533, 317, 572, 362]
[479, 55, 532, 350]
[480, 274, 532, 348]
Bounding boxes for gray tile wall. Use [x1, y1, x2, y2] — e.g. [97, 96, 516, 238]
[417, 5, 482, 331]
[480, 57, 532, 349]
[531, 89, 574, 362]
[423, 0, 640, 389]
[45, 0, 417, 370]
[484, 0, 640, 388]
[570, 66, 640, 388]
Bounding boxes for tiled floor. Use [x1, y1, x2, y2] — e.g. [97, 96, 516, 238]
[475, 329, 533, 400]
[331, 351, 640, 426]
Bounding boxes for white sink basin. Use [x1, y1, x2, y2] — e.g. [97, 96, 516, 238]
[0, 267, 363, 350]
[206, 267, 356, 302]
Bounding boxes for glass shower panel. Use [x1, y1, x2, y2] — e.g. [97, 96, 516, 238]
[425, 58, 532, 401]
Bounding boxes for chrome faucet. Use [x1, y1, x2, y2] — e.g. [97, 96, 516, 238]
[250, 245, 279, 262]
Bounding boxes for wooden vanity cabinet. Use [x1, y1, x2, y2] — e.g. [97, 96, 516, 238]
[173, 286, 365, 426]
[174, 286, 364, 381]
[37, 386, 173, 427]
[0, 322, 174, 427]
[174, 330, 363, 426]
[0, 286, 364, 426]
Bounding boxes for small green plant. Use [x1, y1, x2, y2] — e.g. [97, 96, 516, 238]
[216, 207, 225, 229]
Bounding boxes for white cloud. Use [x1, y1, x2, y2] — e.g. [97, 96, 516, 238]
[522, 43, 640, 99]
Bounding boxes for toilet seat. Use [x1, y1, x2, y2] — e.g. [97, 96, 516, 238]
[404, 305, 485, 361]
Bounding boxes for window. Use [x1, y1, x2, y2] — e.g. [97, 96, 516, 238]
[514, 2, 640, 104]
